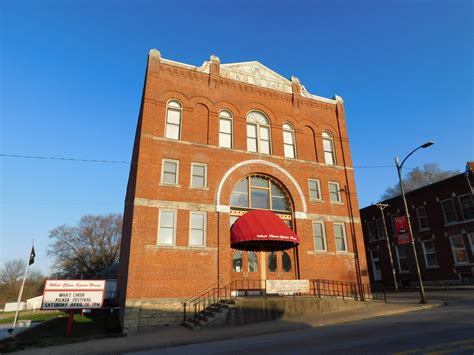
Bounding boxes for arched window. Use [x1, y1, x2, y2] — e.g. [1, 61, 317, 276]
[233, 251, 243, 272]
[248, 252, 258, 272]
[322, 131, 336, 165]
[282, 123, 296, 158]
[165, 100, 182, 140]
[219, 110, 233, 148]
[268, 252, 277, 272]
[230, 175, 291, 212]
[282, 252, 291, 272]
[247, 111, 271, 154]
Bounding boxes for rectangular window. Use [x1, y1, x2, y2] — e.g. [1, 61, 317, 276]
[328, 182, 341, 203]
[375, 219, 386, 239]
[189, 212, 206, 247]
[161, 159, 179, 185]
[458, 194, 474, 220]
[165, 108, 181, 140]
[247, 124, 257, 152]
[219, 117, 232, 148]
[416, 206, 429, 230]
[422, 240, 438, 268]
[334, 223, 347, 252]
[441, 198, 458, 224]
[191, 163, 207, 188]
[259, 126, 271, 154]
[308, 179, 321, 201]
[366, 220, 376, 241]
[449, 235, 468, 264]
[396, 245, 409, 272]
[283, 131, 295, 158]
[312, 222, 326, 251]
[158, 210, 176, 245]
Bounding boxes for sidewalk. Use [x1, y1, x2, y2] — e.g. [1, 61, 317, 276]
[13, 295, 443, 355]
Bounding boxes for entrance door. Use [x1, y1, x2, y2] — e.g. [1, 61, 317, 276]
[370, 249, 382, 281]
[266, 250, 295, 280]
[232, 250, 262, 295]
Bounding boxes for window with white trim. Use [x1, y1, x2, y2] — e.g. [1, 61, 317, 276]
[158, 210, 176, 245]
[219, 110, 233, 148]
[165, 100, 182, 140]
[322, 131, 336, 165]
[312, 222, 326, 251]
[449, 235, 468, 264]
[191, 163, 207, 188]
[421, 240, 438, 268]
[441, 198, 458, 224]
[366, 220, 376, 241]
[416, 206, 429, 230]
[161, 159, 179, 185]
[189, 211, 206, 247]
[458, 194, 474, 220]
[396, 245, 409, 272]
[247, 111, 271, 154]
[328, 182, 342, 203]
[308, 179, 321, 201]
[334, 223, 347, 252]
[282, 123, 296, 158]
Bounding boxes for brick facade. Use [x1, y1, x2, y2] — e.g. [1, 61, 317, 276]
[360, 162, 474, 287]
[118, 50, 369, 331]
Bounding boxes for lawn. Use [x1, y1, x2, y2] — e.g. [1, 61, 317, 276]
[0, 311, 123, 353]
[0, 310, 66, 324]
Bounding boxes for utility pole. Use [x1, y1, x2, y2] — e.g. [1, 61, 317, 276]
[375, 203, 398, 291]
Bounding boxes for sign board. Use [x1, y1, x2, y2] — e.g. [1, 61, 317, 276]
[266, 279, 309, 294]
[42, 280, 105, 310]
[394, 216, 412, 244]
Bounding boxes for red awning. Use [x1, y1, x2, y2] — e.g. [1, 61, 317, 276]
[230, 210, 300, 251]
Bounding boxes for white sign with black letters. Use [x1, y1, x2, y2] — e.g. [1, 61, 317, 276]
[266, 279, 310, 294]
[42, 280, 105, 310]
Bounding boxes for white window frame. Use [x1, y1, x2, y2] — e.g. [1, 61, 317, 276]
[375, 218, 386, 240]
[218, 110, 233, 148]
[458, 193, 474, 221]
[157, 209, 177, 246]
[366, 220, 376, 241]
[328, 181, 342, 203]
[449, 235, 469, 265]
[333, 223, 348, 252]
[441, 198, 458, 224]
[308, 179, 322, 201]
[312, 221, 327, 252]
[282, 122, 296, 159]
[165, 99, 182, 140]
[161, 159, 179, 185]
[322, 131, 336, 165]
[421, 240, 439, 268]
[188, 211, 206, 247]
[395, 245, 409, 273]
[416, 206, 429, 231]
[190, 162, 207, 188]
[246, 110, 271, 155]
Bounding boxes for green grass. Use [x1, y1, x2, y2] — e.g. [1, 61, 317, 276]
[0, 312, 123, 353]
[0, 311, 67, 324]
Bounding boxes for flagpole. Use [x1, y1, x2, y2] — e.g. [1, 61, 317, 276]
[12, 242, 33, 329]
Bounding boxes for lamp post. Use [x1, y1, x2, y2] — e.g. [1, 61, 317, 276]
[395, 141, 434, 304]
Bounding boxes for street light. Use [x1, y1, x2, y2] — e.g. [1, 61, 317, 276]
[395, 141, 434, 304]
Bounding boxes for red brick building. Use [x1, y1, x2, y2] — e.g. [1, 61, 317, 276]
[360, 162, 474, 287]
[118, 50, 369, 331]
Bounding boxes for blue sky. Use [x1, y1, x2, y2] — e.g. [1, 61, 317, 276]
[1, 0, 472, 274]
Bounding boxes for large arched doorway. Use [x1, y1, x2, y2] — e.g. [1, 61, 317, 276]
[229, 174, 297, 283]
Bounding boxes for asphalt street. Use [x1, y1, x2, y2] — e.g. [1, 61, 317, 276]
[129, 291, 474, 355]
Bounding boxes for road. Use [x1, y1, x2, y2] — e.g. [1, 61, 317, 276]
[130, 291, 474, 354]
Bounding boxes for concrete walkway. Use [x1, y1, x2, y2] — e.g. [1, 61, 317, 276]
[13, 295, 443, 355]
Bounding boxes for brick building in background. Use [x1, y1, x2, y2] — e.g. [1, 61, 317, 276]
[360, 162, 474, 287]
[118, 49, 369, 331]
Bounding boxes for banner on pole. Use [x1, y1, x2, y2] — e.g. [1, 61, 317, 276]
[41, 280, 105, 310]
[394, 216, 412, 244]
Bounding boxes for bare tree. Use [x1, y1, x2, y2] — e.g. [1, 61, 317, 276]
[0, 260, 45, 305]
[48, 213, 122, 279]
[382, 163, 459, 200]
